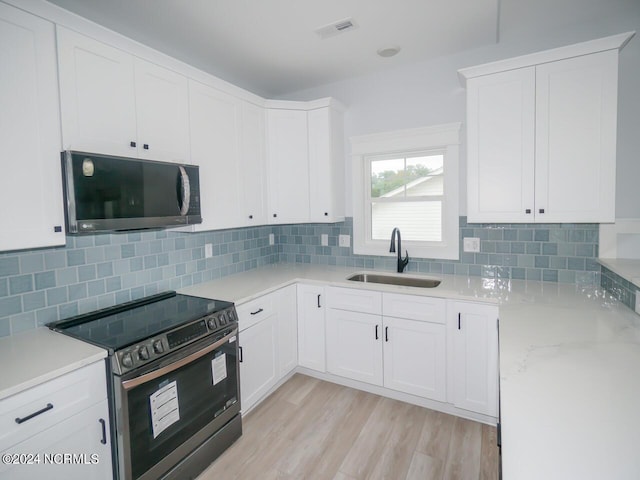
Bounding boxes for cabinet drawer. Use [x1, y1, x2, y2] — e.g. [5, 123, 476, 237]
[383, 293, 446, 324]
[236, 294, 275, 332]
[326, 287, 382, 314]
[0, 361, 107, 452]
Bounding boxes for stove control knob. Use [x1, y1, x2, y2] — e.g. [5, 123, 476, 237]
[227, 309, 236, 322]
[218, 312, 227, 325]
[121, 352, 133, 368]
[207, 317, 217, 330]
[138, 345, 150, 361]
[153, 340, 164, 354]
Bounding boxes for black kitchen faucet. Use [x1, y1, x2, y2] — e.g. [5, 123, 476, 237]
[389, 227, 409, 273]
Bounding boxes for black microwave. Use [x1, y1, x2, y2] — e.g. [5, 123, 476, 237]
[61, 151, 201, 234]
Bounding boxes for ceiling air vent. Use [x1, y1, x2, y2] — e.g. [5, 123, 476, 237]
[315, 17, 358, 40]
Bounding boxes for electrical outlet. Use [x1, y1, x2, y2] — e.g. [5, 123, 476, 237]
[339, 234, 350, 248]
[321, 234, 328, 246]
[204, 243, 213, 258]
[463, 237, 480, 253]
[269, 233, 275, 246]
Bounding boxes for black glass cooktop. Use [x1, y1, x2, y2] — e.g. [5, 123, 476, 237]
[48, 292, 233, 351]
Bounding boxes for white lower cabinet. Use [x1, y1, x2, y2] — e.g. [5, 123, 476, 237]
[326, 309, 383, 385]
[325, 288, 447, 403]
[383, 316, 446, 401]
[0, 361, 112, 480]
[239, 312, 278, 412]
[296, 284, 326, 372]
[448, 301, 499, 417]
[237, 285, 298, 412]
[277, 285, 298, 377]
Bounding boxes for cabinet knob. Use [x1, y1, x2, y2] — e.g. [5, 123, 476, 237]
[249, 215, 253, 219]
[53, 226, 62, 233]
[273, 213, 277, 218]
[143, 144, 149, 150]
[525, 209, 531, 214]
[130, 141, 137, 148]
[539, 208, 545, 214]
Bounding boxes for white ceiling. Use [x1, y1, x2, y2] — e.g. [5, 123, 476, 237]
[45, 0, 499, 97]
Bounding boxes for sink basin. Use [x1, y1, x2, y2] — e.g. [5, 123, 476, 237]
[346, 273, 441, 288]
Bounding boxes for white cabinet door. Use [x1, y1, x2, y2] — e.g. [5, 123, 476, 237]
[449, 301, 498, 417]
[383, 316, 446, 401]
[277, 284, 298, 377]
[308, 106, 345, 223]
[134, 58, 190, 163]
[0, 400, 112, 480]
[239, 314, 278, 412]
[326, 309, 383, 386]
[266, 109, 310, 224]
[296, 284, 326, 372]
[0, 4, 65, 251]
[535, 50, 618, 223]
[57, 27, 138, 157]
[240, 102, 267, 226]
[466, 67, 536, 223]
[188, 80, 241, 230]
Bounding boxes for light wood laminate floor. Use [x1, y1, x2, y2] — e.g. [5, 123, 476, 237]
[199, 374, 499, 480]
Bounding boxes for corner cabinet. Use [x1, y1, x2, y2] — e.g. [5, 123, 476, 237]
[296, 284, 326, 372]
[461, 33, 633, 223]
[448, 300, 499, 417]
[266, 99, 345, 224]
[57, 27, 189, 162]
[0, 3, 66, 251]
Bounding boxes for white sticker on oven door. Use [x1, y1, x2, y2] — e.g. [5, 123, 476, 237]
[149, 381, 180, 439]
[212, 354, 227, 385]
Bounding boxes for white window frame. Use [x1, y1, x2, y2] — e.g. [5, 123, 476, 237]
[351, 123, 460, 260]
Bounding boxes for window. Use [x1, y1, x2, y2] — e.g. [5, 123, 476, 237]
[351, 124, 460, 260]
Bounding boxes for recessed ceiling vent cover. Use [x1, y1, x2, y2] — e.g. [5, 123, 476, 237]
[315, 18, 358, 39]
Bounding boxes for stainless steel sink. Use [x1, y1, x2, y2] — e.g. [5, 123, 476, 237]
[346, 273, 441, 288]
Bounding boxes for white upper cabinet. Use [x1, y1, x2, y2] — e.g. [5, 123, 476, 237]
[461, 33, 633, 223]
[266, 99, 346, 225]
[57, 26, 137, 158]
[266, 108, 310, 224]
[308, 105, 345, 223]
[133, 58, 190, 162]
[239, 102, 268, 226]
[534, 51, 618, 223]
[0, 3, 65, 251]
[57, 27, 189, 163]
[188, 79, 242, 230]
[466, 67, 536, 223]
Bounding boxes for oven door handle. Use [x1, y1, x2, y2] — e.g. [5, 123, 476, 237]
[121, 328, 237, 391]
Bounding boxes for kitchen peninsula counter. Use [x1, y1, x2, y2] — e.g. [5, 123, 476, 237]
[181, 263, 640, 480]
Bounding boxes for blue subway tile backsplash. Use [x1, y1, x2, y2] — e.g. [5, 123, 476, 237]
[0, 217, 606, 337]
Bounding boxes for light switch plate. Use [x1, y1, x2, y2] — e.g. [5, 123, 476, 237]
[269, 233, 275, 246]
[339, 234, 350, 247]
[321, 234, 328, 246]
[463, 237, 480, 253]
[204, 243, 213, 258]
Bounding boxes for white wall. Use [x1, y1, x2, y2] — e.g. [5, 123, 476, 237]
[277, 0, 640, 219]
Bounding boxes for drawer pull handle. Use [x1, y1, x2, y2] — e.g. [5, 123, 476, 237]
[250, 308, 263, 315]
[15, 403, 53, 424]
[239, 346, 244, 363]
[99, 418, 107, 445]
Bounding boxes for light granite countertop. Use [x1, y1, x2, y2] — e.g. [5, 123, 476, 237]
[0, 328, 107, 401]
[180, 263, 640, 480]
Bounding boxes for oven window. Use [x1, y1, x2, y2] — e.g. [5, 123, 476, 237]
[124, 339, 238, 479]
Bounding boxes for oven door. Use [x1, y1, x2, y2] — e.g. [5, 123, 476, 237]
[114, 328, 240, 480]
